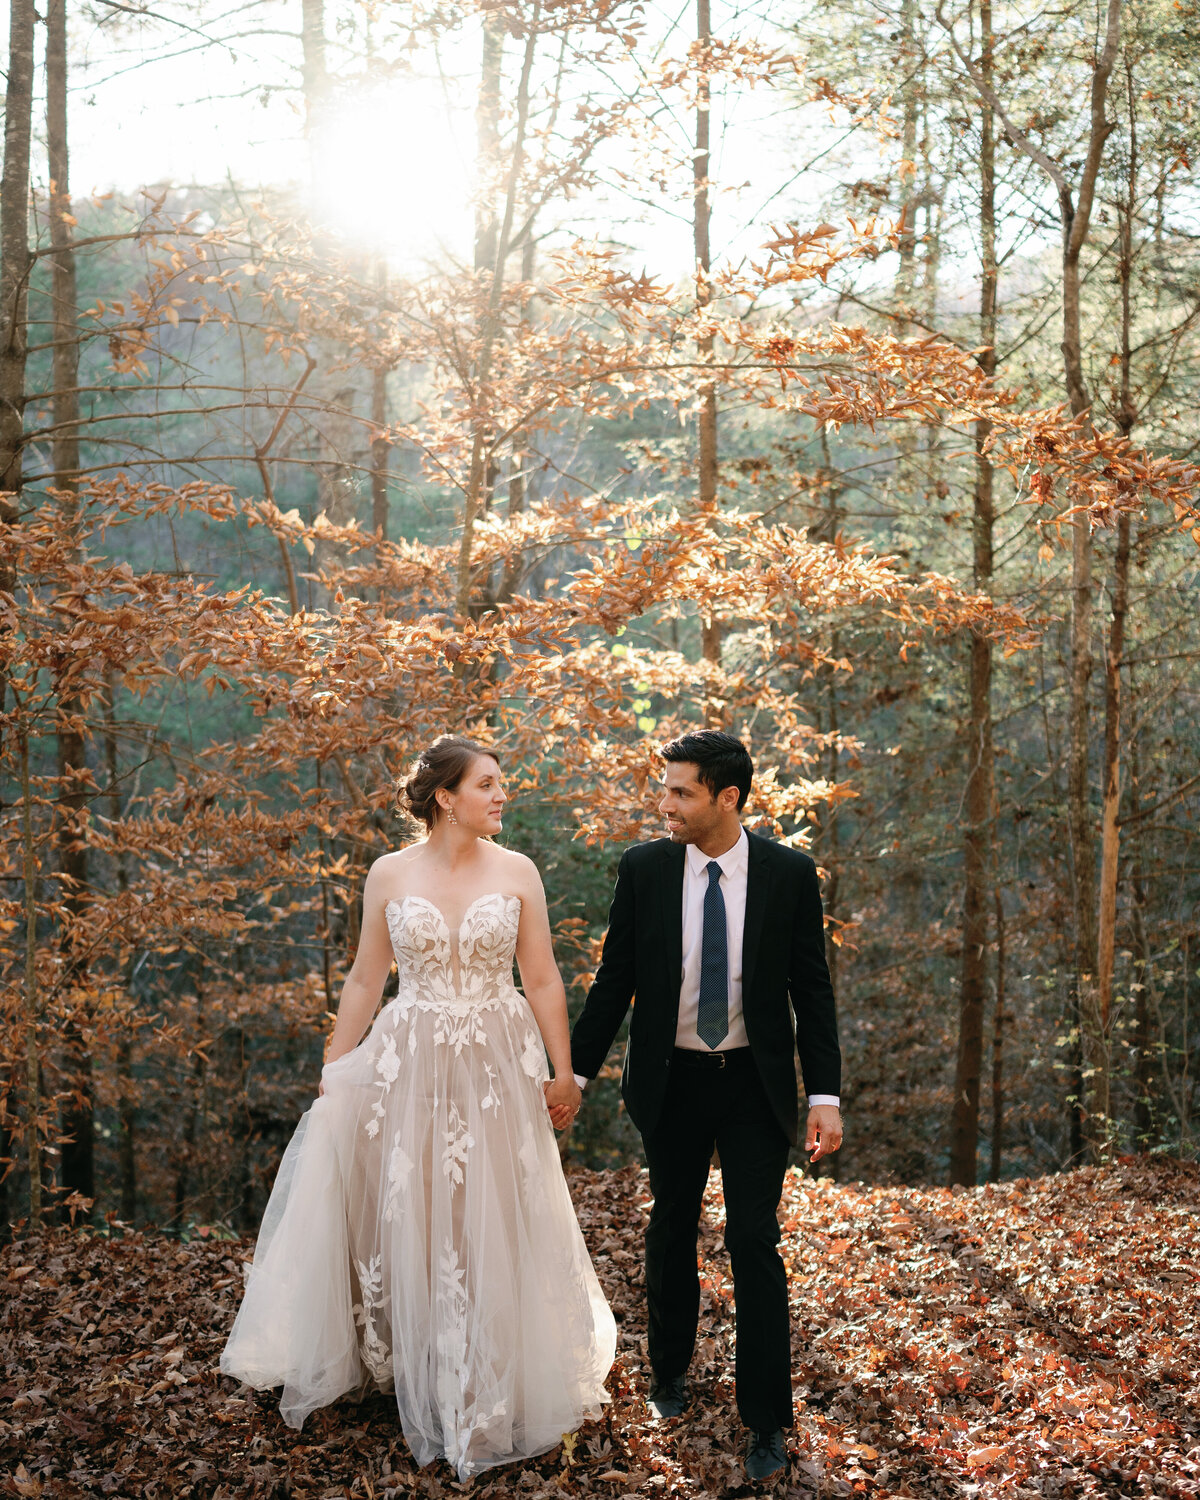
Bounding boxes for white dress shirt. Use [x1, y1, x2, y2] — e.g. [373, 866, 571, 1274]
[676, 829, 750, 1049]
[576, 828, 839, 1108]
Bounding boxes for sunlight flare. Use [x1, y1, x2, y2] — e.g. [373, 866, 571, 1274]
[311, 80, 473, 260]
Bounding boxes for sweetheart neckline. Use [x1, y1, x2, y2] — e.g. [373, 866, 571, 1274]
[384, 891, 522, 935]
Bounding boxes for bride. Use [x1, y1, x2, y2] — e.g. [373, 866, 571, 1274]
[221, 735, 617, 1479]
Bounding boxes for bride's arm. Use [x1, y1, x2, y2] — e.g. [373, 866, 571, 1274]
[321, 860, 397, 1082]
[513, 865, 581, 1129]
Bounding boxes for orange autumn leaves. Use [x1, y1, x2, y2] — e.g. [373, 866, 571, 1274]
[3, 1157, 1198, 1495]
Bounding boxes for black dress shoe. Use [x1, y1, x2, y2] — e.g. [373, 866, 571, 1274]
[745, 1429, 787, 1481]
[646, 1374, 688, 1419]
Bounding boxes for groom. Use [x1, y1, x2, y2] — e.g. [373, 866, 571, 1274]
[571, 730, 842, 1482]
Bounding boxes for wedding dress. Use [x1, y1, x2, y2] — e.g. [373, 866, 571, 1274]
[221, 892, 616, 1479]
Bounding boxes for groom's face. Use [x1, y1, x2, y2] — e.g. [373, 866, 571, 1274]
[659, 761, 723, 843]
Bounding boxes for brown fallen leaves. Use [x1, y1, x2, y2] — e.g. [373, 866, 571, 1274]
[3, 1156, 1199, 1498]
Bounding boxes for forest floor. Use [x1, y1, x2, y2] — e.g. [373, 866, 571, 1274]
[2, 1156, 1199, 1499]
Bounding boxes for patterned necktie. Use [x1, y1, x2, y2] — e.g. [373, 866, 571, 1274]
[696, 860, 729, 1050]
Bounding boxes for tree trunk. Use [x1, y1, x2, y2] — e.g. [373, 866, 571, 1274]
[1093, 508, 1130, 1144]
[104, 667, 137, 1220]
[56, 1001, 95, 1212]
[300, 0, 327, 116]
[370, 263, 389, 562]
[463, 8, 506, 620]
[951, 578, 993, 1183]
[300, 0, 328, 200]
[474, 15, 504, 277]
[949, 0, 996, 1187]
[115, 1035, 136, 1221]
[889, 0, 922, 571]
[47, 0, 94, 1215]
[0, 0, 36, 581]
[19, 712, 41, 1223]
[0, 0, 35, 1230]
[499, 237, 536, 608]
[895, 0, 919, 329]
[46, 1, 78, 493]
[455, 6, 540, 621]
[174, 979, 206, 1231]
[1094, 58, 1139, 1157]
[815, 446, 841, 1183]
[0, 1098, 7, 1232]
[370, 370, 388, 544]
[472, 50, 531, 623]
[1127, 663, 1156, 1147]
[989, 886, 1005, 1181]
[695, 0, 721, 679]
[1064, 385, 1100, 1156]
[1061, 3, 1122, 1162]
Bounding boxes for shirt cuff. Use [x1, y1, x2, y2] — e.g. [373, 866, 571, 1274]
[573, 1073, 589, 1089]
[807, 1094, 840, 1108]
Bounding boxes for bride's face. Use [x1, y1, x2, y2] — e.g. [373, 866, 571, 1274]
[444, 755, 506, 835]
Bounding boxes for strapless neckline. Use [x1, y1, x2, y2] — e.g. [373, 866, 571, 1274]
[385, 892, 522, 936]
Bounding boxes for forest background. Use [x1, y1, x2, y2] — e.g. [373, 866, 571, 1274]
[1, 0, 1198, 1237]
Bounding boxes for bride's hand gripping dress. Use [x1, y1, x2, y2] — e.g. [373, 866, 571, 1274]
[220, 885, 616, 1480]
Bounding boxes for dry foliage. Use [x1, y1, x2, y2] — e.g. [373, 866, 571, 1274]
[2, 1156, 1199, 1497]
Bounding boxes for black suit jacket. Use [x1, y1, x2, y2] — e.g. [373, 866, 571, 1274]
[570, 831, 841, 1146]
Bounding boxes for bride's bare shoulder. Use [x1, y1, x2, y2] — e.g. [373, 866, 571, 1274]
[367, 845, 427, 880]
[490, 844, 542, 890]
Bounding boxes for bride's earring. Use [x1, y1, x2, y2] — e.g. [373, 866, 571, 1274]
[446, 807, 458, 826]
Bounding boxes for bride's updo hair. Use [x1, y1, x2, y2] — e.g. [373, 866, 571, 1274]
[399, 735, 499, 832]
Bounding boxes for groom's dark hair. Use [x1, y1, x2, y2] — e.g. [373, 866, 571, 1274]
[661, 730, 753, 811]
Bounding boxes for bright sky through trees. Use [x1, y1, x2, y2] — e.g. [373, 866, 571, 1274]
[308, 79, 476, 257]
[19, 0, 904, 273]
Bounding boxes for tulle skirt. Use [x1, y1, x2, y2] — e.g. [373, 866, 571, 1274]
[220, 981, 616, 1479]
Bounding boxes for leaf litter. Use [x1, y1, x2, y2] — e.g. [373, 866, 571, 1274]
[2, 1157, 1199, 1497]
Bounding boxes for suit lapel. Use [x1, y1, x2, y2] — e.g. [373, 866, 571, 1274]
[742, 831, 770, 1000]
[661, 839, 685, 1004]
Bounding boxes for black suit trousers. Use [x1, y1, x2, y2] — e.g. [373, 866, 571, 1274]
[642, 1049, 792, 1432]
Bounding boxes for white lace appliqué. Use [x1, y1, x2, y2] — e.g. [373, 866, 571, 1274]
[519, 1137, 549, 1214]
[442, 1102, 475, 1187]
[436, 1239, 471, 1459]
[353, 1253, 391, 1380]
[480, 1061, 500, 1114]
[384, 1133, 414, 1223]
[520, 1030, 546, 1079]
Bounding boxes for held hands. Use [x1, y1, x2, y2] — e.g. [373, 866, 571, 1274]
[543, 1075, 582, 1132]
[805, 1104, 843, 1163]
